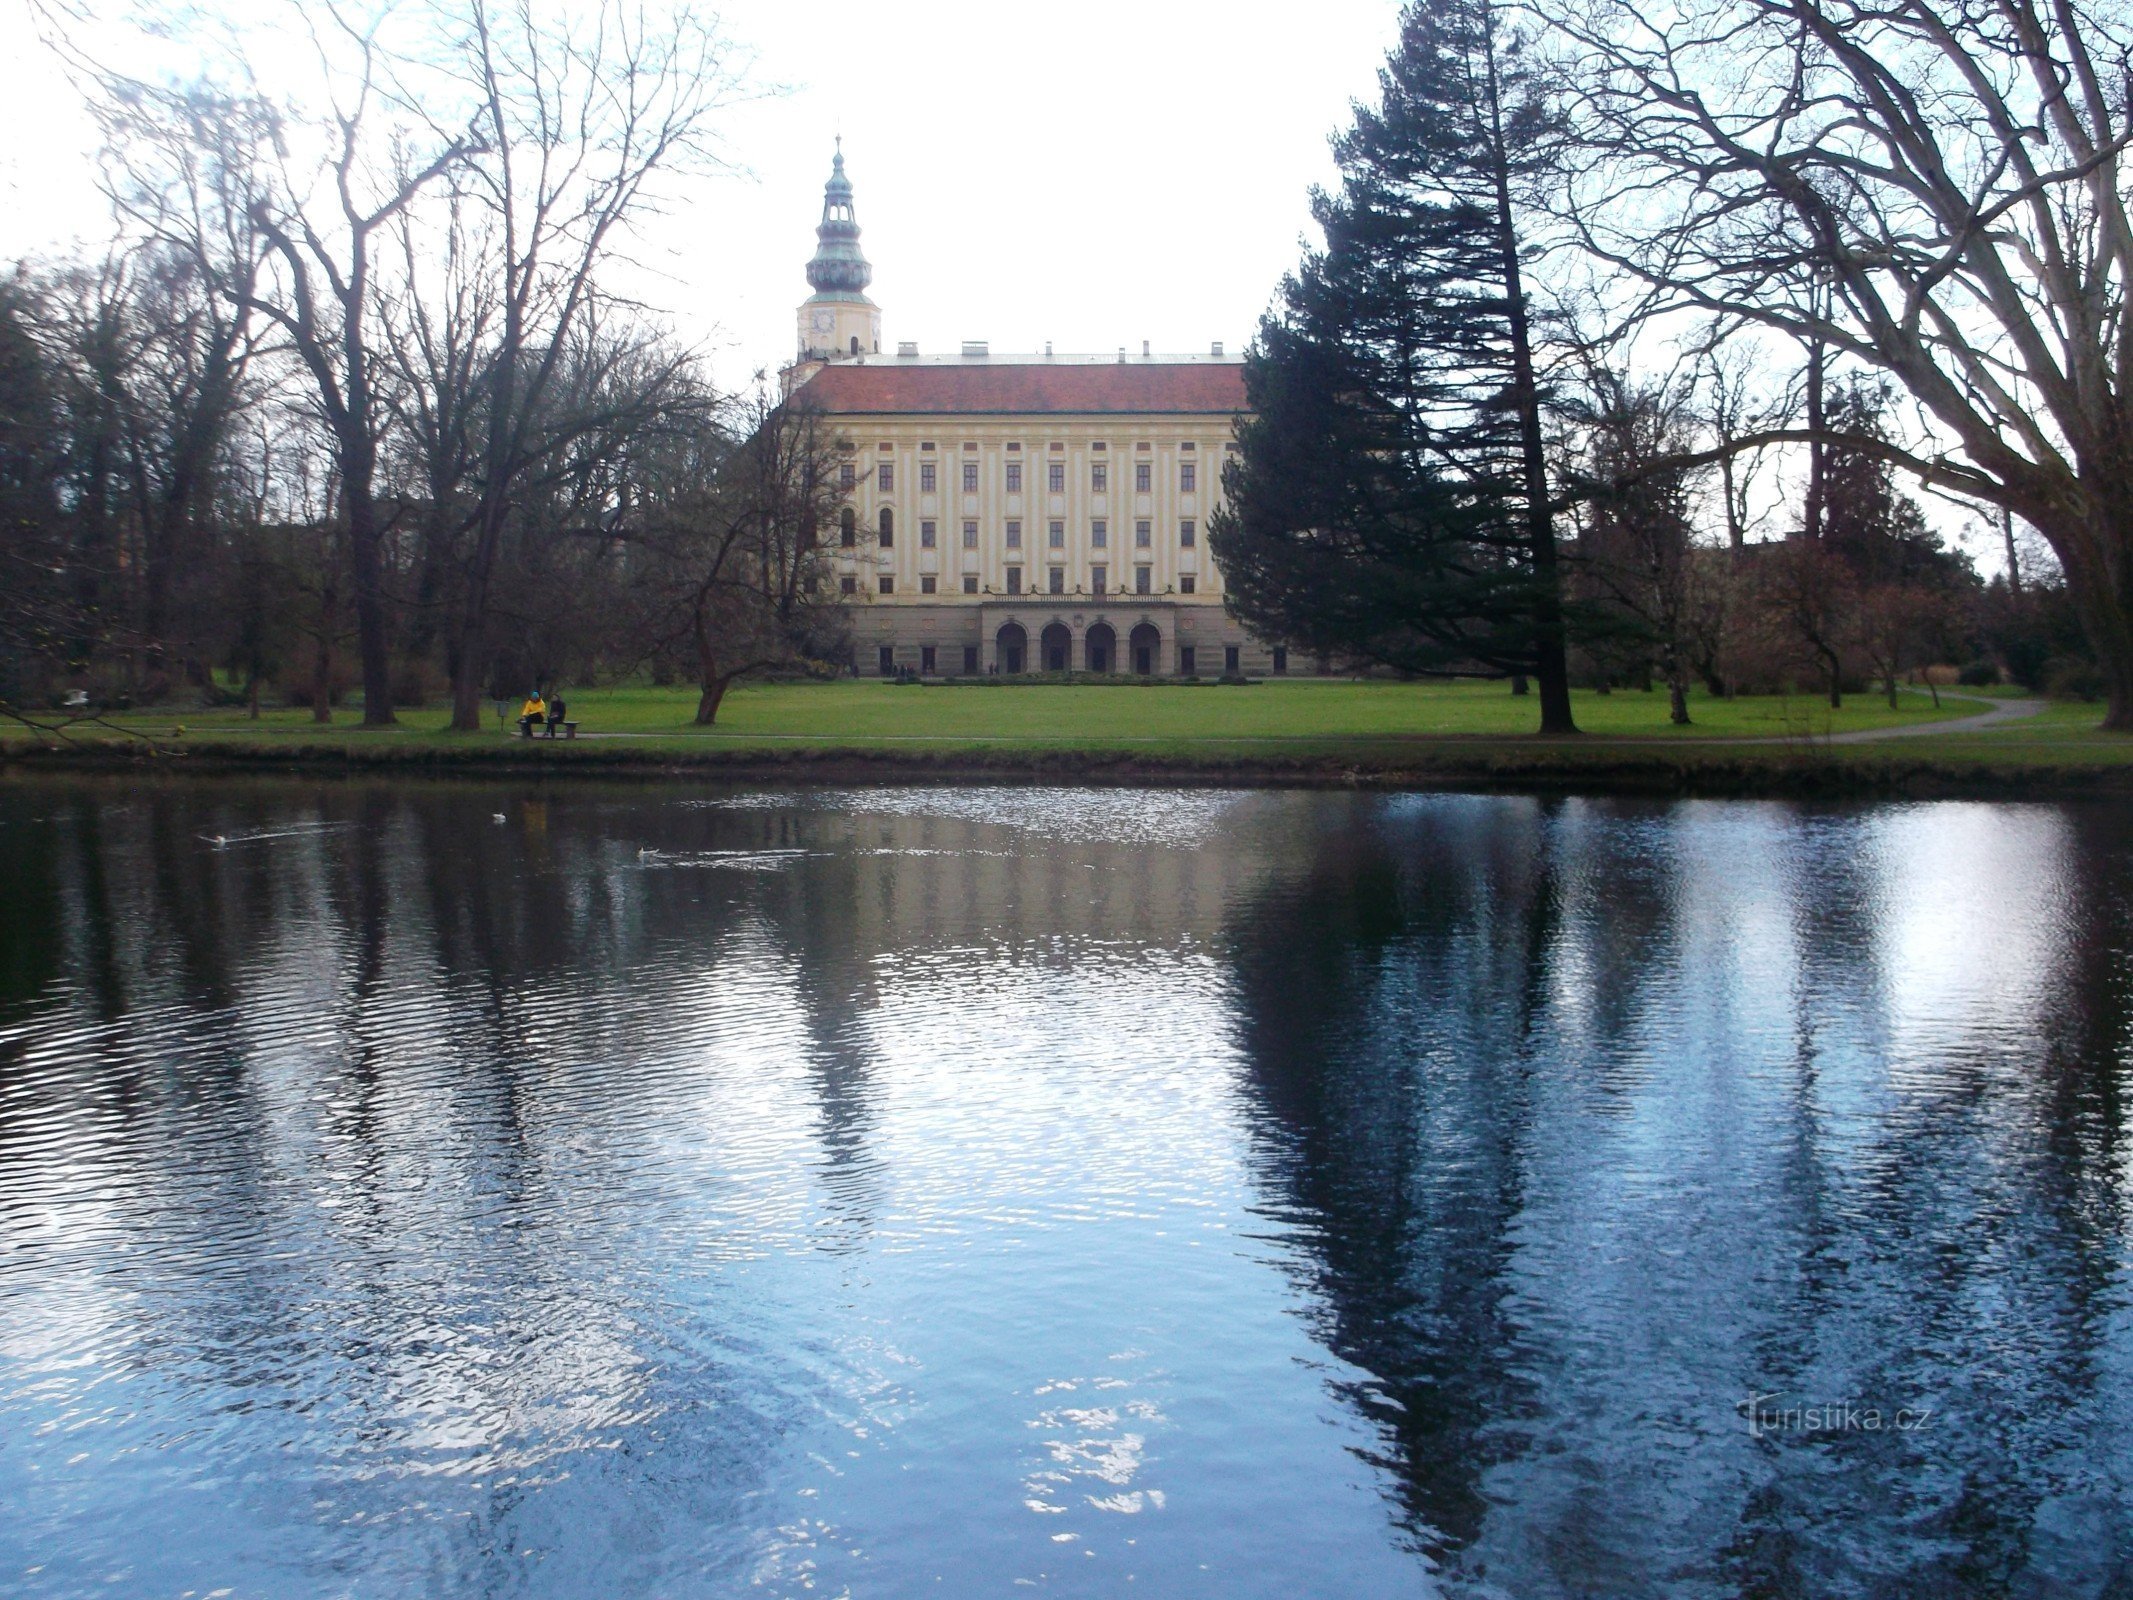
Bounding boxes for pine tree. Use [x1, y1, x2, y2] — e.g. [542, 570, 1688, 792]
[1210, 0, 1578, 732]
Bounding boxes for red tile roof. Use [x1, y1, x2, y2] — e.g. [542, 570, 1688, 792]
[792, 361, 1247, 416]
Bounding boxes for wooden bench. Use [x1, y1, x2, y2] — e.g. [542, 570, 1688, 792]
[518, 721, 579, 740]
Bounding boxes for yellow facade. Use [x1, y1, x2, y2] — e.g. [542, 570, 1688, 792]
[784, 147, 1282, 677]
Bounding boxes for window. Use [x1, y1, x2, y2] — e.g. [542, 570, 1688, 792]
[962, 520, 978, 549]
[1048, 520, 1065, 548]
[1272, 646, 1288, 674]
[963, 645, 979, 674]
[1135, 566, 1151, 595]
[1048, 462, 1065, 492]
[1006, 462, 1023, 493]
[1179, 645, 1197, 675]
[1180, 463, 1197, 492]
[1007, 566, 1022, 594]
[963, 463, 979, 492]
[1180, 574, 1197, 595]
[840, 575, 856, 596]
[879, 645, 895, 675]
[1006, 519, 1023, 549]
[878, 507, 893, 545]
[840, 507, 857, 548]
[962, 573, 979, 595]
[922, 645, 937, 675]
[1135, 520, 1151, 547]
[921, 462, 937, 493]
[1225, 645, 1240, 674]
[840, 462, 856, 490]
[921, 574, 937, 594]
[1180, 519, 1196, 547]
[1049, 567, 1065, 595]
[880, 574, 897, 595]
[879, 463, 893, 491]
[921, 520, 937, 548]
[1091, 565, 1107, 595]
[1091, 520, 1108, 548]
[1135, 462, 1151, 492]
[1092, 463, 1108, 491]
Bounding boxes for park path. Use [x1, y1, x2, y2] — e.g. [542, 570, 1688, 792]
[1738, 692, 2046, 747]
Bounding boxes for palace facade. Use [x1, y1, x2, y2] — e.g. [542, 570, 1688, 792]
[783, 145, 1285, 678]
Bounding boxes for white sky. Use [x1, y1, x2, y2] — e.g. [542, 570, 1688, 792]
[0, 1, 1407, 388]
[0, 0, 2019, 570]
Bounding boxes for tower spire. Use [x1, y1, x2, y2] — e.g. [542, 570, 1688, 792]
[794, 139, 881, 367]
[806, 141, 871, 297]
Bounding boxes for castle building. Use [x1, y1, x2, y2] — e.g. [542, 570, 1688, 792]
[783, 145, 1284, 679]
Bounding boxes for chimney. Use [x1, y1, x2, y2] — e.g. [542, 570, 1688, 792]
[897, 341, 918, 357]
[961, 340, 990, 359]
[1142, 339, 1151, 357]
[1045, 341, 1053, 358]
[1211, 340, 1224, 357]
[1117, 346, 1127, 363]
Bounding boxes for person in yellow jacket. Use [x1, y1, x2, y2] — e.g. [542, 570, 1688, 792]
[517, 692, 545, 737]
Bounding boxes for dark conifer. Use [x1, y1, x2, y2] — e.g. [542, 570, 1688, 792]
[1211, 0, 1579, 731]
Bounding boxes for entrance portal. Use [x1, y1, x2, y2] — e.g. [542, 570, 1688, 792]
[1041, 622, 1071, 673]
[1129, 622, 1160, 676]
[996, 621, 1027, 675]
[1085, 623, 1116, 675]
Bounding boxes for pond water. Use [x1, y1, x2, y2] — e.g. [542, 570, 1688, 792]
[0, 777, 2129, 1597]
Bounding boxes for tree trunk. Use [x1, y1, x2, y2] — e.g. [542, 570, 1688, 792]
[449, 633, 486, 733]
[1666, 655, 1691, 725]
[346, 483, 397, 728]
[692, 591, 726, 725]
[448, 502, 511, 733]
[1480, 13, 1576, 737]
[311, 585, 335, 726]
[1822, 650, 1842, 710]
[1885, 674, 1898, 710]
[1802, 331, 1825, 542]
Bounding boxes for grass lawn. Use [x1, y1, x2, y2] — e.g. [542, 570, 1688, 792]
[29, 677, 1997, 747]
[15, 678, 2130, 781]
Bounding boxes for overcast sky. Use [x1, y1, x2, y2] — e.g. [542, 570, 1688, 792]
[0, 1, 1407, 388]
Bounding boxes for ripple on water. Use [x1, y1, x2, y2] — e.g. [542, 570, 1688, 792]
[0, 783, 2129, 1597]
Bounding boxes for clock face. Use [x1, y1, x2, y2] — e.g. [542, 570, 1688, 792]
[811, 310, 835, 333]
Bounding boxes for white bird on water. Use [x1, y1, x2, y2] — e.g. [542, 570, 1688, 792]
[492, 813, 506, 824]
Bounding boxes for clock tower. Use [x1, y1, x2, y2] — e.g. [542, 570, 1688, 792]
[796, 140, 881, 368]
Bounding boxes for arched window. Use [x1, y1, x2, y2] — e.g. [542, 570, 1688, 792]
[840, 506, 856, 548]
[879, 507, 894, 546]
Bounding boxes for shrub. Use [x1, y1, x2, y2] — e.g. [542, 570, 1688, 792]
[2045, 656, 2106, 701]
[1957, 660, 2000, 687]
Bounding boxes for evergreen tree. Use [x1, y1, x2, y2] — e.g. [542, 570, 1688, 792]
[1211, 0, 1578, 731]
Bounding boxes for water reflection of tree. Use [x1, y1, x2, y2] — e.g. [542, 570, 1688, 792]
[1222, 795, 1561, 1561]
[1221, 795, 2133, 1594]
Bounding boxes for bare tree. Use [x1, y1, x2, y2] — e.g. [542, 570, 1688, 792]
[413, 0, 739, 732]
[1564, 364, 1707, 720]
[629, 395, 848, 725]
[1552, 0, 2133, 728]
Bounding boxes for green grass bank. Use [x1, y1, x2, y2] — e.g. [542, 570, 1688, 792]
[7, 679, 2130, 797]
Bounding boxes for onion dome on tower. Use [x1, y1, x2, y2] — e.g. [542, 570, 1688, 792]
[796, 140, 881, 363]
